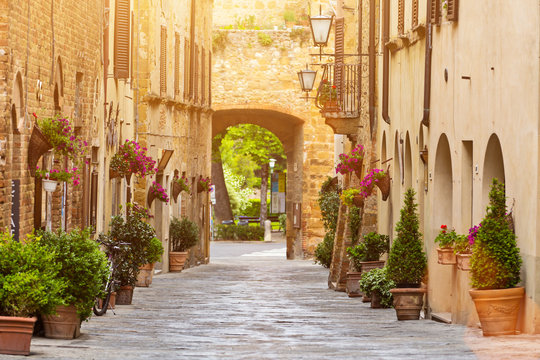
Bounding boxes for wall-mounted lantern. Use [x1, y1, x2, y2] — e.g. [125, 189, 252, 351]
[297, 66, 317, 98]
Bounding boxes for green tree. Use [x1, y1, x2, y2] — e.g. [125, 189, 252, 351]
[386, 188, 427, 286]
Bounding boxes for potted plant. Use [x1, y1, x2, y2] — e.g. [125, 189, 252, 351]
[454, 225, 477, 271]
[147, 181, 170, 207]
[365, 168, 390, 201]
[136, 237, 164, 287]
[38, 228, 109, 339]
[386, 188, 428, 320]
[340, 188, 366, 208]
[0, 232, 64, 355]
[169, 217, 199, 272]
[317, 79, 339, 110]
[434, 225, 458, 265]
[346, 232, 389, 300]
[105, 203, 157, 304]
[110, 139, 157, 184]
[359, 268, 395, 308]
[335, 144, 365, 177]
[469, 179, 523, 336]
[172, 173, 190, 202]
[197, 176, 212, 193]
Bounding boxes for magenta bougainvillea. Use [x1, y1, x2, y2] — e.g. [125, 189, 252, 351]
[336, 144, 365, 175]
[150, 181, 169, 203]
[110, 140, 157, 178]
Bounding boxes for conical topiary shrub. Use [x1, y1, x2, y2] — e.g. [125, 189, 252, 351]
[470, 179, 521, 290]
[386, 188, 427, 287]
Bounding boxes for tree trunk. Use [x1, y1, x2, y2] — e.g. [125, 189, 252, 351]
[259, 163, 269, 227]
[211, 161, 234, 224]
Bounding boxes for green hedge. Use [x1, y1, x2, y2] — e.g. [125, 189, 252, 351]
[243, 199, 261, 217]
[215, 225, 264, 241]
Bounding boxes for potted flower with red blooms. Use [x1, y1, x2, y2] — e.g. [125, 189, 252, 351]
[172, 174, 190, 202]
[110, 140, 157, 183]
[197, 176, 212, 193]
[434, 225, 459, 265]
[147, 181, 169, 207]
[336, 144, 365, 177]
[317, 79, 339, 110]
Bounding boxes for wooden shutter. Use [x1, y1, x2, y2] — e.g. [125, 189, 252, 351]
[160, 26, 167, 95]
[175, 32, 180, 96]
[398, 0, 404, 35]
[334, 17, 344, 97]
[447, 0, 459, 21]
[201, 47, 206, 105]
[184, 38, 190, 100]
[430, 0, 440, 25]
[114, 0, 130, 79]
[412, 0, 418, 28]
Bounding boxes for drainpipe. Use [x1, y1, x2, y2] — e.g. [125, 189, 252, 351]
[382, 0, 390, 124]
[421, 0, 433, 127]
[369, 0, 376, 136]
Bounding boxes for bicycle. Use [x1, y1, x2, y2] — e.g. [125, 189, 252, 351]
[93, 237, 131, 316]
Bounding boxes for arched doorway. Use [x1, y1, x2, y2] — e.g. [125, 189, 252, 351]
[404, 132, 413, 189]
[482, 134, 505, 209]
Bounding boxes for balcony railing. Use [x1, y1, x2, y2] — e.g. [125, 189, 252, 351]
[315, 63, 361, 118]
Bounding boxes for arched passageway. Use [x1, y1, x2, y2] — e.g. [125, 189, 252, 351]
[482, 134, 505, 209]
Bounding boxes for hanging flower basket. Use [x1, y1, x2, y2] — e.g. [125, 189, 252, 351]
[374, 170, 390, 201]
[109, 168, 120, 180]
[147, 190, 156, 208]
[147, 181, 169, 207]
[28, 125, 53, 176]
[42, 179, 58, 192]
[172, 175, 190, 202]
[197, 177, 212, 194]
[336, 144, 365, 178]
[172, 182, 182, 201]
[352, 194, 364, 208]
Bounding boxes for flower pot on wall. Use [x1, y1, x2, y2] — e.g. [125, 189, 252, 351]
[147, 190, 156, 207]
[390, 287, 427, 320]
[28, 125, 52, 176]
[172, 182, 182, 202]
[42, 305, 80, 339]
[352, 195, 364, 208]
[469, 287, 524, 336]
[456, 253, 472, 271]
[42, 179, 58, 192]
[375, 172, 390, 201]
[0, 316, 37, 356]
[437, 247, 457, 265]
[169, 251, 188, 272]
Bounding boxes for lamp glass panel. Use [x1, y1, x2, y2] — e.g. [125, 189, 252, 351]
[310, 15, 333, 45]
[300, 70, 317, 91]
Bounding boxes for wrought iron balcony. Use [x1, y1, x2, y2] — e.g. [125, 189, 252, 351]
[315, 63, 361, 119]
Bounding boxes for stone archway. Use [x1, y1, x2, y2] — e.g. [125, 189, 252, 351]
[482, 134, 505, 209]
[213, 105, 307, 259]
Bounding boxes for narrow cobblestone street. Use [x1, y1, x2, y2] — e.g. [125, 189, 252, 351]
[10, 241, 539, 360]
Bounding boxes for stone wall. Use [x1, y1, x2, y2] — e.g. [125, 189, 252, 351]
[212, 28, 336, 258]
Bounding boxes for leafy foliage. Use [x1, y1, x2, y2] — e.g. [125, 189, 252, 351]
[257, 32, 273, 46]
[315, 181, 341, 267]
[223, 166, 252, 216]
[314, 232, 334, 268]
[170, 217, 199, 252]
[347, 232, 390, 271]
[340, 188, 361, 206]
[348, 206, 362, 245]
[212, 31, 229, 52]
[279, 214, 287, 234]
[471, 179, 522, 289]
[215, 225, 264, 241]
[39, 228, 109, 321]
[243, 199, 261, 217]
[0, 232, 64, 317]
[386, 188, 427, 286]
[145, 237, 164, 264]
[434, 225, 459, 248]
[359, 268, 395, 308]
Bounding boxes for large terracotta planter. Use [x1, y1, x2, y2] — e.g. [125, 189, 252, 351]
[136, 263, 155, 287]
[42, 305, 80, 339]
[0, 316, 37, 356]
[437, 247, 457, 265]
[370, 291, 383, 308]
[346, 272, 363, 298]
[390, 287, 427, 320]
[169, 251, 188, 272]
[469, 287, 525, 336]
[116, 285, 134, 305]
[456, 253, 472, 271]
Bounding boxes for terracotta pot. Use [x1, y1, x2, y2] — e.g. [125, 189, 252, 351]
[437, 247, 457, 265]
[42, 305, 80, 339]
[98, 292, 117, 309]
[0, 316, 37, 355]
[323, 100, 339, 111]
[370, 291, 383, 308]
[390, 287, 427, 320]
[169, 251, 188, 272]
[360, 260, 385, 273]
[469, 287, 524, 336]
[346, 272, 363, 298]
[136, 263, 155, 287]
[456, 253, 472, 271]
[116, 285, 134, 305]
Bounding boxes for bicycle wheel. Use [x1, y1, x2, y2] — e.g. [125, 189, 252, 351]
[93, 282, 112, 316]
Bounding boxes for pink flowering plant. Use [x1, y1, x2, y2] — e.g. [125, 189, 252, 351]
[335, 144, 365, 175]
[111, 140, 157, 178]
[150, 181, 169, 203]
[35, 166, 81, 185]
[198, 177, 212, 192]
[173, 174, 191, 194]
[35, 113, 87, 163]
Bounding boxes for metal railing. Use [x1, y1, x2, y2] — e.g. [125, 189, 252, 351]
[315, 63, 361, 118]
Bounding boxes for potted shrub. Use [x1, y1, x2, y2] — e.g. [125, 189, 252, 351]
[136, 237, 164, 287]
[105, 203, 157, 304]
[346, 232, 389, 299]
[0, 232, 64, 355]
[317, 79, 339, 110]
[469, 179, 523, 336]
[169, 217, 199, 271]
[434, 225, 458, 265]
[38, 228, 109, 339]
[359, 268, 395, 308]
[386, 188, 427, 320]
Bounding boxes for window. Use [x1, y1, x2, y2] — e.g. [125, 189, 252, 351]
[160, 26, 167, 95]
[412, 0, 418, 28]
[114, 0, 130, 79]
[398, 0, 404, 35]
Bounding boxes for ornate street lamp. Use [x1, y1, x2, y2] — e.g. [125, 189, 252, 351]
[309, 6, 333, 60]
[297, 65, 317, 96]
